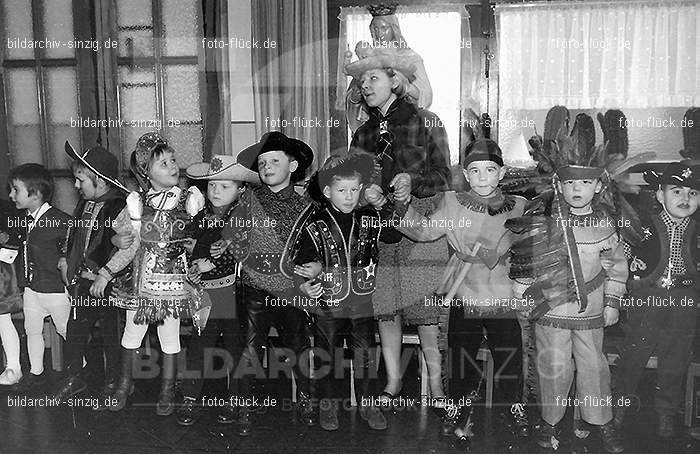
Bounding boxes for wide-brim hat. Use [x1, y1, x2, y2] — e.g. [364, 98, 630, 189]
[463, 139, 504, 168]
[65, 141, 128, 192]
[317, 152, 375, 189]
[186, 155, 260, 184]
[344, 48, 416, 81]
[237, 131, 314, 183]
[643, 161, 700, 190]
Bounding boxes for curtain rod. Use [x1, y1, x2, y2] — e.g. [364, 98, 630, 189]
[494, 0, 697, 10]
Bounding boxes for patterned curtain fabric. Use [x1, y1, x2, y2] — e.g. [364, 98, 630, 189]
[495, 0, 699, 110]
[251, 0, 330, 173]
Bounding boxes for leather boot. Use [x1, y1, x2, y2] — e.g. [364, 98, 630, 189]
[109, 348, 135, 412]
[156, 353, 177, 416]
[600, 421, 625, 453]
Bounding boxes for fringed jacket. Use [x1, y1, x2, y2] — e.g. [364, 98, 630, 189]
[398, 189, 526, 315]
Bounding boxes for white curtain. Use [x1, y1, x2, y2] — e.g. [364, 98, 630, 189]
[335, 5, 470, 164]
[495, 0, 699, 111]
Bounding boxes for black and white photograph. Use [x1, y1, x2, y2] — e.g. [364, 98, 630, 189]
[0, 0, 698, 452]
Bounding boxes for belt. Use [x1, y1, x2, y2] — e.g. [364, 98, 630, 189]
[201, 273, 237, 289]
[246, 253, 282, 275]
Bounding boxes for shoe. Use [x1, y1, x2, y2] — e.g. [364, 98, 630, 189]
[319, 398, 339, 431]
[688, 426, 700, 441]
[53, 375, 88, 403]
[155, 353, 176, 416]
[574, 418, 591, 439]
[217, 401, 237, 424]
[94, 379, 118, 411]
[297, 391, 316, 427]
[657, 414, 676, 438]
[378, 380, 402, 407]
[238, 407, 252, 436]
[0, 368, 22, 386]
[109, 348, 135, 412]
[600, 421, 625, 453]
[359, 404, 387, 430]
[510, 402, 530, 437]
[14, 372, 46, 393]
[536, 421, 560, 449]
[440, 404, 462, 437]
[176, 397, 198, 426]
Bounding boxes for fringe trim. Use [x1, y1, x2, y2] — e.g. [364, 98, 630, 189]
[455, 191, 517, 216]
[536, 315, 604, 330]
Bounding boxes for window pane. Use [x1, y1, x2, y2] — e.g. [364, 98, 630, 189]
[116, 0, 154, 58]
[45, 68, 80, 168]
[118, 66, 158, 163]
[162, 0, 198, 57]
[3, 0, 35, 59]
[42, 0, 75, 58]
[163, 64, 202, 166]
[5, 68, 42, 165]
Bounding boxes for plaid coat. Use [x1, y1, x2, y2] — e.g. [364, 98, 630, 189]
[349, 97, 450, 199]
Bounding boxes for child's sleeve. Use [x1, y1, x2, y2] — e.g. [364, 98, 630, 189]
[292, 223, 322, 290]
[221, 190, 250, 262]
[600, 232, 629, 310]
[396, 193, 449, 242]
[99, 206, 140, 279]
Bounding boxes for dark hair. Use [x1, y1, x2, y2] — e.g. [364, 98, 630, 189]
[147, 144, 174, 172]
[70, 161, 100, 187]
[329, 171, 364, 185]
[9, 163, 54, 202]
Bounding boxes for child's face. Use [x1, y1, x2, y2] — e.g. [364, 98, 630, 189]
[656, 185, 699, 220]
[323, 176, 363, 214]
[360, 69, 397, 108]
[559, 178, 601, 210]
[207, 180, 244, 208]
[463, 160, 505, 198]
[73, 168, 101, 200]
[257, 150, 298, 190]
[9, 179, 41, 210]
[148, 150, 179, 191]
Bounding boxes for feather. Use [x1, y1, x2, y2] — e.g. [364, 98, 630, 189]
[608, 151, 656, 178]
[680, 107, 700, 159]
[600, 110, 629, 159]
[571, 113, 596, 162]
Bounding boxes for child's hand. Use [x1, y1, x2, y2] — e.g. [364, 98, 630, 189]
[300, 280, 322, 299]
[90, 275, 110, 298]
[603, 306, 620, 327]
[364, 184, 387, 208]
[57, 258, 68, 285]
[112, 231, 135, 249]
[196, 258, 215, 273]
[0, 231, 9, 245]
[188, 263, 202, 284]
[182, 238, 196, 254]
[210, 239, 231, 259]
[389, 173, 412, 204]
[294, 261, 322, 279]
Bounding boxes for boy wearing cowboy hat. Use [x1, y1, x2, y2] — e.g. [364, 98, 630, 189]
[175, 155, 259, 432]
[294, 151, 399, 432]
[210, 131, 317, 432]
[53, 142, 139, 407]
[614, 162, 700, 440]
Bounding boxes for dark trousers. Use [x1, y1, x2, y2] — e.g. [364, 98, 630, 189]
[239, 284, 311, 398]
[182, 315, 246, 399]
[614, 287, 698, 416]
[448, 306, 523, 405]
[64, 279, 120, 381]
[314, 313, 377, 402]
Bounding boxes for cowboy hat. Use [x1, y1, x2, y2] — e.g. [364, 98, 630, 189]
[186, 155, 260, 184]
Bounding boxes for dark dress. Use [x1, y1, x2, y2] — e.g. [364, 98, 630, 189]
[0, 200, 23, 315]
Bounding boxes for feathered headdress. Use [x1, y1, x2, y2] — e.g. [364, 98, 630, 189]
[680, 107, 700, 160]
[506, 109, 654, 319]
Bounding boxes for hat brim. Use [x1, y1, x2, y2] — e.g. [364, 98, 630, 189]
[555, 165, 604, 181]
[643, 169, 700, 190]
[186, 162, 261, 184]
[65, 141, 128, 193]
[344, 54, 417, 81]
[317, 153, 376, 190]
[238, 135, 314, 182]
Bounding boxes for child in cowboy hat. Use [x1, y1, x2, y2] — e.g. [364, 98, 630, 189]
[294, 151, 400, 432]
[614, 162, 700, 440]
[175, 155, 259, 432]
[210, 131, 318, 432]
[52, 142, 139, 408]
